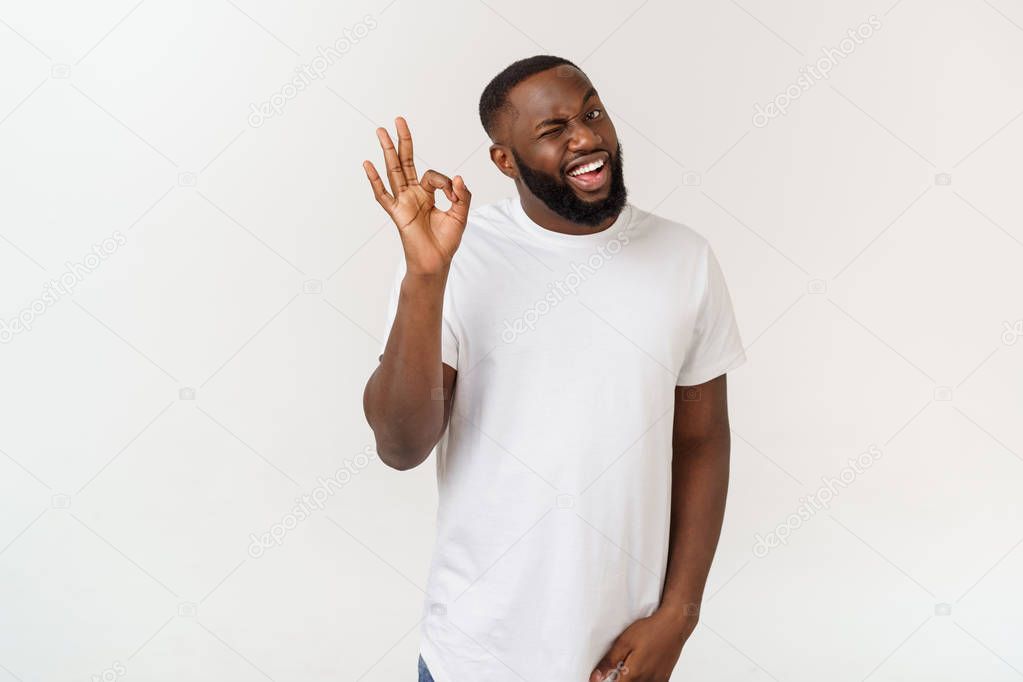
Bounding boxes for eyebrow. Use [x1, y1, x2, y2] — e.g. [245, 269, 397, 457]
[534, 87, 599, 131]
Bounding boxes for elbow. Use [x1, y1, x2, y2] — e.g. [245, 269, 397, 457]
[375, 442, 431, 471]
[365, 413, 433, 470]
[368, 419, 433, 471]
[363, 378, 439, 471]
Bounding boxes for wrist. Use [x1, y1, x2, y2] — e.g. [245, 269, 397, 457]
[655, 599, 701, 634]
[400, 270, 449, 296]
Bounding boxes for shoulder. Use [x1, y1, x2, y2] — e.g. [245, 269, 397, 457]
[443, 197, 519, 281]
[466, 196, 515, 225]
[627, 203, 712, 259]
[451, 197, 520, 256]
[462, 197, 519, 240]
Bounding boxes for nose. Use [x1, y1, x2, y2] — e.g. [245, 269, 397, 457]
[567, 118, 602, 150]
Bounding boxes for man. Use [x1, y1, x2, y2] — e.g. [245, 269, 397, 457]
[362, 55, 746, 682]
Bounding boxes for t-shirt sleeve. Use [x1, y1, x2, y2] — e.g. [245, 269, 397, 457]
[378, 260, 459, 369]
[676, 242, 746, 386]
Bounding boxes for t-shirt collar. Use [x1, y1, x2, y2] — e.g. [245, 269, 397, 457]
[509, 197, 634, 247]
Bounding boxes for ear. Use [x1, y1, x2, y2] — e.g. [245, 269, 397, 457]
[489, 144, 518, 180]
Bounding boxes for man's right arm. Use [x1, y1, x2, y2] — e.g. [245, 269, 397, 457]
[359, 116, 470, 471]
[363, 272, 457, 470]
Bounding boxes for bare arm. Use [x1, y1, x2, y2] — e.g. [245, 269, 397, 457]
[660, 374, 731, 626]
[360, 116, 471, 470]
[363, 275, 458, 469]
[590, 374, 732, 682]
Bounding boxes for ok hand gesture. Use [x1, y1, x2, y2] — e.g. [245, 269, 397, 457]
[363, 116, 472, 276]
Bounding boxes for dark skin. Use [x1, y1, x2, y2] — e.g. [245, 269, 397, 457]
[589, 377, 731, 682]
[489, 67, 620, 235]
[361, 115, 464, 470]
[362, 66, 733, 682]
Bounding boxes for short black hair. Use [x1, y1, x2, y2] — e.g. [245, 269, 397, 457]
[479, 55, 582, 141]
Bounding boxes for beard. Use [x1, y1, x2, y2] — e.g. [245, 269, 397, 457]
[511, 141, 628, 227]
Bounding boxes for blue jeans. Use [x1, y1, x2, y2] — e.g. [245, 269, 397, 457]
[418, 654, 434, 682]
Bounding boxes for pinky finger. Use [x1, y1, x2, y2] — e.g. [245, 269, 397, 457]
[363, 160, 394, 206]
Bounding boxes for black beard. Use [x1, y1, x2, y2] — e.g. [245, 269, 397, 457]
[512, 141, 628, 228]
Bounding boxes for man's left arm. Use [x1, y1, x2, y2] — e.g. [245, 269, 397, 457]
[590, 374, 732, 682]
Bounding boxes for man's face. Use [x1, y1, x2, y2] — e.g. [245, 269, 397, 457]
[502, 67, 627, 226]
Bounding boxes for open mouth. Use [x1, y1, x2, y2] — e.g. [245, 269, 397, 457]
[564, 156, 609, 192]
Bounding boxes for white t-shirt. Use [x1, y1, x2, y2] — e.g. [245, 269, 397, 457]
[379, 196, 746, 682]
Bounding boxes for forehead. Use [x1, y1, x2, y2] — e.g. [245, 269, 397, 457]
[506, 67, 595, 130]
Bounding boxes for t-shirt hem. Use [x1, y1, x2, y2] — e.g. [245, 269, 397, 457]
[419, 633, 452, 682]
[676, 348, 747, 386]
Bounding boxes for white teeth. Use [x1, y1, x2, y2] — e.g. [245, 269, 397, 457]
[567, 159, 605, 177]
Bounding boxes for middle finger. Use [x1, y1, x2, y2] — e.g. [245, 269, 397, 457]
[376, 127, 407, 195]
[395, 116, 419, 186]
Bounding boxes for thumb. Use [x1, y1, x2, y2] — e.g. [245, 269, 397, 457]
[446, 175, 471, 224]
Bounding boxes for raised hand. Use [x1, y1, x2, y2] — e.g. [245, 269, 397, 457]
[363, 116, 471, 276]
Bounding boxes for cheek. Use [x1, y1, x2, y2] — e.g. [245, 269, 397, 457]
[601, 120, 618, 144]
[536, 146, 567, 175]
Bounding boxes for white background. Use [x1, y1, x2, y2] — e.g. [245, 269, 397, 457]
[1, 0, 1021, 680]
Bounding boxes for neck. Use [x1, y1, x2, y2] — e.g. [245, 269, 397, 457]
[518, 192, 620, 235]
